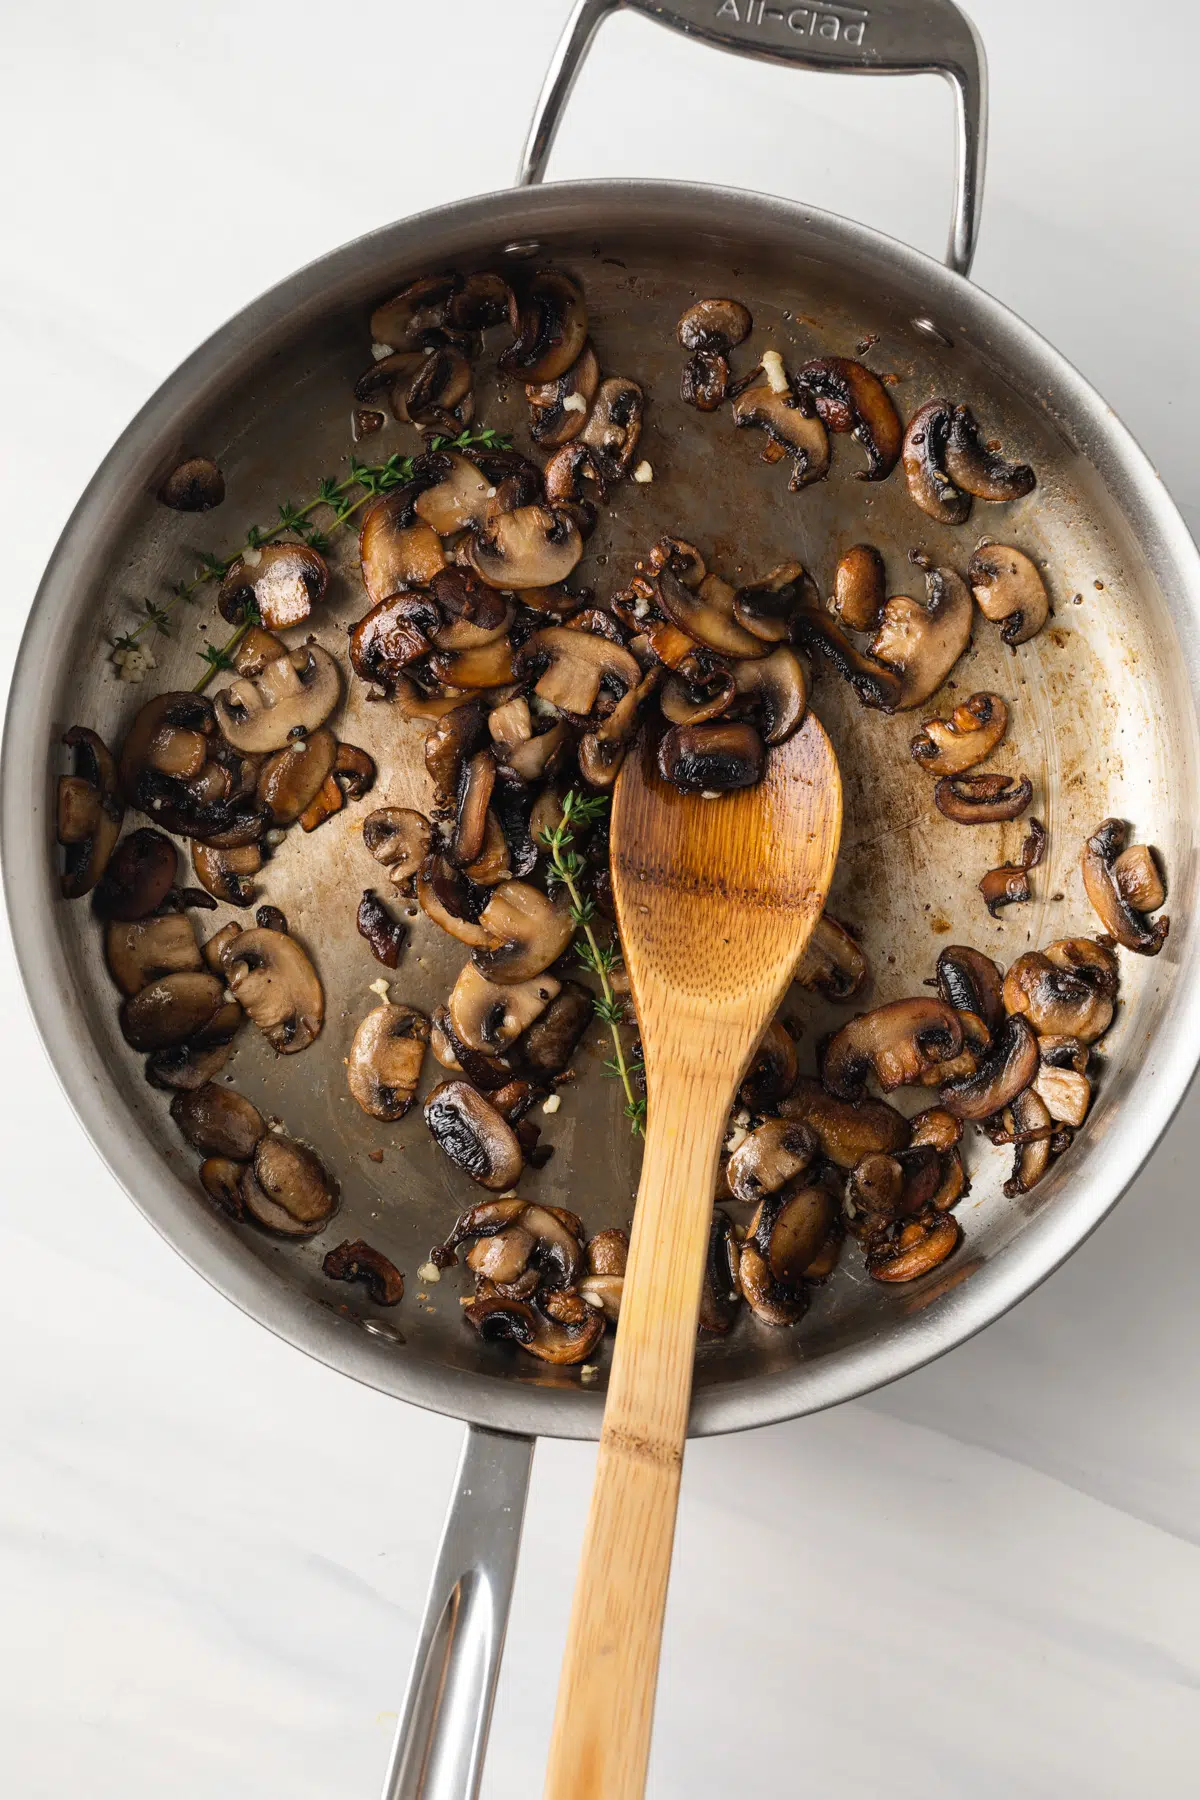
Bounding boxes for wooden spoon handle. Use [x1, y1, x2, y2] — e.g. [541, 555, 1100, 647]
[544, 1062, 732, 1800]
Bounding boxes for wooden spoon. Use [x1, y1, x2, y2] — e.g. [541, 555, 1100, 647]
[544, 714, 843, 1800]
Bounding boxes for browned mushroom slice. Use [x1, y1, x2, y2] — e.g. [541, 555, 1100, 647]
[579, 669, 660, 789]
[727, 1118, 818, 1204]
[903, 399, 971, 524]
[945, 406, 1036, 502]
[940, 1014, 1039, 1119]
[654, 566, 766, 659]
[171, 1083, 266, 1160]
[357, 890, 408, 968]
[118, 692, 214, 800]
[797, 357, 903, 480]
[58, 727, 124, 899]
[831, 545, 887, 634]
[847, 1146, 943, 1234]
[514, 625, 641, 720]
[428, 575, 512, 654]
[657, 721, 766, 795]
[323, 1240, 405, 1306]
[403, 345, 473, 428]
[1032, 1058, 1091, 1129]
[425, 699, 487, 800]
[911, 693, 1009, 776]
[1082, 819, 1170, 955]
[995, 1086, 1055, 1196]
[733, 382, 830, 488]
[739, 1019, 799, 1111]
[105, 911, 203, 997]
[741, 1182, 837, 1325]
[869, 566, 974, 711]
[677, 298, 753, 354]
[935, 772, 1033, 825]
[823, 998, 965, 1100]
[446, 748, 494, 868]
[917, 1007, 990, 1087]
[240, 1134, 338, 1238]
[449, 1198, 583, 1290]
[698, 1210, 743, 1333]
[256, 728, 337, 826]
[506, 982, 593, 1083]
[681, 352, 729, 412]
[527, 341, 601, 448]
[659, 665, 736, 729]
[449, 962, 561, 1054]
[429, 639, 517, 691]
[425, 1081, 524, 1190]
[1113, 843, 1166, 914]
[473, 882, 574, 983]
[936, 944, 1005, 1032]
[217, 544, 328, 632]
[349, 591, 442, 692]
[580, 377, 644, 480]
[968, 545, 1050, 647]
[159, 456, 225, 511]
[199, 1157, 248, 1219]
[909, 1108, 964, 1154]
[780, 1078, 910, 1167]
[409, 452, 495, 536]
[1002, 942, 1116, 1044]
[213, 646, 341, 755]
[868, 1215, 962, 1283]
[225, 927, 324, 1053]
[190, 841, 263, 908]
[447, 271, 511, 332]
[370, 273, 461, 350]
[144, 1002, 242, 1092]
[795, 914, 868, 1001]
[500, 269, 588, 383]
[416, 857, 493, 947]
[363, 809, 434, 890]
[347, 1003, 429, 1121]
[979, 819, 1046, 917]
[733, 563, 815, 645]
[119, 971, 225, 1053]
[791, 609, 903, 712]
[464, 1294, 604, 1364]
[354, 348, 428, 410]
[92, 829, 179, 922]
[468, 506, 583, 591]
[359, 494, 446, 605]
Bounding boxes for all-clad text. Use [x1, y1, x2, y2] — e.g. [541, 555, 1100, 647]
[715, 0, 869, 47]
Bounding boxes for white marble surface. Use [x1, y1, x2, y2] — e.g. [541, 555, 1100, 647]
[3, 2, 1200, 1794]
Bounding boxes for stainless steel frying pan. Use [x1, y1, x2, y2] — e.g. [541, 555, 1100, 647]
[5, 3, 1200, 1795]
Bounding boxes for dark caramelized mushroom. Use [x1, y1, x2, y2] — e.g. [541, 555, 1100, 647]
[191, 841, 263, 908]
[240, 1134, 338, 1238]
[500, 269, 588, 383]
[1082, 819, 1170, 955]
[225, 927, 324, 1053]
[945, 406, 1036, 502]
[425, 1081, 524, 1190]
[867, 1215, 961, 1284]
[732, 382, 830, 488]
[681, 351, 729, 412]
[448, 271, 512, 332]
[979, 819, 1046, 917]
[93, 829, 178, 922]
[464, 1294, 604, 1365]
[417, 856, 493, 948]
[791, 610, 903, 712]
[1001, 1087, 1054, 1196]
[256, 729, 337, 826]
[58, 727, 124, 899]
[936, 945, 1005, 1032]
[698, 1210, 742, 1333]
[968, 545, 1050, 647]
[739, 1020, 799, 1110]
[171, 1083, 266, 1160]
[425, 700, 487, 800]
[199, 1157, 247, 1218]
[832, 545, 886, 633]
[1002, 940, 1117, 1044]
[655, 566, 767, 659]
[822, 998, 964, 1100]
[940, 1014, 1039, 1119]
[733, 562, 816, 645]
[780, 1079, 910, 1168]
[119, 971, 225, 1053]
[347, 1003, 429, 1121]
[450, 749, 496, 867]
[727, 1119, 818, 1204]
[797, 357, 903, 480]
[159, 457, 224, 511]
[869, 566, 974, 711]
[579, 377, 644, 480]
[795, 914, 868, 1001]
[911, 693, 1009, 776]
[506, 982, 593, 1082]
[357, 890, 408, 969]
[448, 1198, 583, 1290]
[677, 299, 753, 354]
[903, 399, 970, 525]
[527, 342, 600, 448]
[935, 772, 1033, 824]
[370, 273, 461, 351]
[657, 721, 765, 795]
[741, 1182, 836, 1325]
[323, 1240, 405, 1306]
[218, 544, 328, 632]
[349, 591, 442, 692]
[472, 882, 574, 983]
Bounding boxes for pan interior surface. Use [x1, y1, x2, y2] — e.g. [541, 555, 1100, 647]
[7, 184, 1199, 1439]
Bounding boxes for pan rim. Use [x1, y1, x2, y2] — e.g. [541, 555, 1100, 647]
[5, 176, 1200, 1442]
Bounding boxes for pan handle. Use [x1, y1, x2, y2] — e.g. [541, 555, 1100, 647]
[380, 1424, 534, 1800]
[517, 0, 987, 277]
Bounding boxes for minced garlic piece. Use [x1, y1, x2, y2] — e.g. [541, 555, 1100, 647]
[761, 349, 790, 394]
[562, 392, 588, 414]
[417, 1261, 442, 1284]
[632, 460, 654, 483]
[542, 1093, 562, 1115]
[369, 978, 391, 1001]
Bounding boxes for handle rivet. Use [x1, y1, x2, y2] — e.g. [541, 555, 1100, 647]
[911, 315, 955, 348]
[502, 240, 543, 259]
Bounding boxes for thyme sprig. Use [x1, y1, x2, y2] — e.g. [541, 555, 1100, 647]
[109, 427, 513, 689]
[540, 790, 646, 1136]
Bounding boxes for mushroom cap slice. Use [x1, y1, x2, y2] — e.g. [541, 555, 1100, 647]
[1002, 949, 1115, 1044]
[506, 981, 593, 1083]
[500, 269, 588, 383]
[727, 1118, 818, 1204]
[791, 608, 903, 713]
[225, 927, 324, 1054]
[413, 451, 499, 536]
[105, 911, 202, 997]
[359, 494, 446, 605]
[118, 692, 214, 799]
[1082, 819, 1169, 955]
[732, 382, 830, 487]
[370, 273, 461, 350]
[936, 944, 1005, 1033]
[1113, 843, 1166, 915]
[424, 1081, 524, 1191]
[677, 298, 753, 353]
[191, 840, 263, 908]
[655, 567, 765, 660]
[449, 1198, 583, 1289]
[348, 1003, 430, 1121]
[580, 377, 643, 479]
[780, 1079, 910, 1168]
[241, 1135, 338, 1236]
[934, 772, 1033, 825]
[514, 625, 641, 721]
[794, 914, 868, 1001]
[903, 398, 971, 524]
[729, 648, 807, 745]
[911, 692, 1009, 776]
[323, 1240, 405, 1307]
[473, 881, 574, 983]
[170, 1083, 266, 1161]
[733, 562, 816, 645]
[364, 808, 433, 886]
[119, 971, 226, 1053]
[91, 831, 180, 928]
[468, 506, 583, 591]
[218, 544, 328, 632]
[868, 1216, 962, 1284]
[968, 545, 1050, 647]
[944, 405, 1036, 501]
[698, 1210, 742, 1334]
[797, 357, 903, 480]
[417, 857, 494, 948]
[449, 962, 561, 1054]
[822, 997, 965, 1100]
[213, 646, 341, 755]
[256, 728, 338, 826]
[657, 722, 766, 796]
[527, 341, 601, 448]
[464, 1294, 604, 1364]
[940, 1014, 1039, 1120]
[832, 545, 887, 634]
[869, 566, 974, 711]
[58, 727, 124, 900]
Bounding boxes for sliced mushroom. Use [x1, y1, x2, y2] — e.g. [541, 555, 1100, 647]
[1113, 843, 1166, 915]
[936, 944, 1005, 1032]
[935, 772, 1033, 824]
[998, 1087, 1055, 1196]
[979, 819, 1046, 917]
[698, 1210, 743, 1333]
[296, 742, 374, 833]
[144, 1004, 242, 1092]
[217, 544, 328, 632]
[119, 971, 225, 1053]
[425, 699, 487, 800]
[734, 563, 816, 645]
[323, 1240, 405, 1307]
[449, 1198, 583, 1290]
[225, 927, 324, 1053]
[795, 914, 868, 1001]
[681, 351, 729, 412]
[424, 1081, 524, 1190]
[370, 273, 462, 351]
[579, 377, 643, 479]
[868, 1216, 961, 1283]
[213, 646, 341, 755]
[359, 495, 446, 605]
[347, 1003, 429, 1121]
[741, 1182, 836, 1325]
[654, 566, 766, 659]
[527, 342, 601, 448]
[417, 856, 493, 947]
[739, 1019, 799, 1111]
[780, 1078, 910, 1168]
[506, 982, 593, 1082]
[1033, 1063, 1091, 1129]
[968, 545, 1050, 647]
[733, 382, 830, 487]
[869, 566, 974, 711]
[232, 627, 289, 677]
[1003, 942, 1116, 1044]
[579, 669, 659, 788]
[364, 808, 433, 892]
[822, 998, 964, 1100]
[58, 727, 124, 899]
[199, 1157, 247, 1219]
[190, 841, 263, 908]
[429, 571, 512, 651]
[798, 357, 903, 480]
[449, 962, 561, 1054]
[89, 830, 177, 926]
[105, 912, 202, 997]
[940, 1014, 1039, 1119]
[349, 591, 442, 691]
[463, 1294, 604, 1365]
[911, 692, 1009, 776]
[402, 345, 473, 428]
[240, 1134, 338, 1238]
[408, 455, 496, 538]
[903, 399, 971, 525]
[677, 299, 753, 354]
[846, 1147, 943, 1233]
[159, 456, 225, 511]
[118, 691, 213, 801]
[657, 722, 765, 795]
[473, 881, 574, 983]
[515, 624, 642, 721]
[171, 1083, 265, 1160]
[909, 1108, 964, 1154]
[791, 609, 903, 713]
[1082, 819, 1170, 954]
[468, 506, 583, 591]
[500, 269, 588, 383]
[727, 1118, 818, 1204]
[945, 406, 1036, 502]
[832, 545, 887, 633]
[255, 728, 337, 825]
[357, 890, 408, 968]
[917, 1007, 990, 1087]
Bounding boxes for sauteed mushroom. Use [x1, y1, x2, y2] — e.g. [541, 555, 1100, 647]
[359, 497, 446, 605]
[580, 1227, 628, 1324]
[1034, 1063, 1091, 1129]
[500, 269, 588, 383]
[506, 982, 593, 1082]
[1113, 843, 1166, 914]
[514, 625, 641, 719]
[740, 1182, 837, 1326]
[240, 1134, 338, 1238]
[473, 881, 574, 982]
[936, 944, 1005, 1032]
[869, 565, 974, 710]
[934, 772, 1033, 825]
[822, 998, 964, 1099]
[681, 352, 729, 412]
[449, 1199, 583, 1290]
[257, 729, 337, 826]
[357, 890, 408, 968]
[144, 1001, 242, 1092]
[105, 911, 203, 997]
[469, 507, 583, 590]
[171, 1083, 266, 1161]
[726, 1118, 818, 1204]
[364, 808, 433, 889]
[463, 1294, 604, 1365]
[657, 721, 765, 795]
[739, 1019, 799, 1110]
[370, 273, 462, 351]
[213, 646, 341, 755]
[654, 566, 766, 660]
[349, 592, 441, 691]
[348, 1003, 429, 1120]
[323, 1240, 405, 1307]
[58, 727, 124, 899]
[1003, 940, 1117, 1044]
[225, 926, 324, 1053]
[218, 544, 328, 632]
[119, 971, 225, 1053]
[159, 456, 225, 511]
[449, 962, 560, 1054]
[417, 857, 493, 948]
[424, 1081, 524, 1190]
[698, 1210, 742, 1334]
[940, 1014, 1039, 1120]
[527, 343, 600, 448]
[1082, 819, 1170, 954]
[968, 545, 1050, 647]
[677, 298, 752, 354]
[791, 609, 903, 712]
[797, 357, 903, 480]
[579, 378, 644, 480]
[945, 406, 1036, 502]
[733, 562, 815, 644]
[979, 819, 1046, 917]
[795, 915, 868, 1001]
[191, 841, 262, 908]
[780, 1078, 909, 1167]
[868, 1215, 961, 1284]
[832, 545, 886, 633]
[733, 381, 830, 488]
[92, 828, 178, 921]
[903, 400, 971, 524]
[911, 692, 1009, 776]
